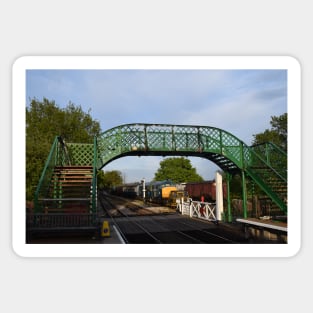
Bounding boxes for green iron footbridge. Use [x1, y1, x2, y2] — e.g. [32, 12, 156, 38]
[32, 123, 287, 228]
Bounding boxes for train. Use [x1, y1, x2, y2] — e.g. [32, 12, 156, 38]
[111, 179, 226, 207]
[142, 180, 188, 207]
[111, 182, 140, 199]
[111, 180, 188, 207]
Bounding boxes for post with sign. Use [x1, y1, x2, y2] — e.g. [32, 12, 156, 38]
[141, 178, 146, 203]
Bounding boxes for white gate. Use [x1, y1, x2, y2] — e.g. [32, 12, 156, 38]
[178, 200, 217, 222]
[177, 171, 223, 222]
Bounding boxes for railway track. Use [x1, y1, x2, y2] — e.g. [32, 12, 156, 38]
[99, 193, 163, 243]
[99, 193, 248, 244]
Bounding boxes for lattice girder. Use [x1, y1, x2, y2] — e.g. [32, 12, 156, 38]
[97, 123, 248, 170]
[67, 143, 94, 166]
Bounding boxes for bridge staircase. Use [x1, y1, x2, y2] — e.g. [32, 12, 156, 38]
[246, 142, 287, 215]
[208, 147, 287, 216]
[45, 165, 94, 214]
[28, 137, 98, 236]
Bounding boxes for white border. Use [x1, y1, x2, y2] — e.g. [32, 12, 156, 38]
[12, 56, 301, 257]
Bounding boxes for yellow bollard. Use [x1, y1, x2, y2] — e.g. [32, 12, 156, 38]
[101, 220, 110, 237]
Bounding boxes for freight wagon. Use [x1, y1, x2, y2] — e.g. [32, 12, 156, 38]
[184, 180, 227, 202]
[112, 182, 140, 199]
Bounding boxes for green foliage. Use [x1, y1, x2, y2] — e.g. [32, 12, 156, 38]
[226, 173, 242, 198]
[26, 98, 101, 200]
[226, 173, 257, 199]
[252, 113, 287, 151]
[99, 170, 123, 189]
[97, 170, 106, 189]
[154, 157, 203, 183]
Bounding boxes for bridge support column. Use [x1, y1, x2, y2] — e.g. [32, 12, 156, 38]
[241, 170, 248, 219]
[215, 171, 224, 221]
[226, 172, 232, 222]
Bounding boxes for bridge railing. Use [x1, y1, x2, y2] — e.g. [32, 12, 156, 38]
[97, 123, 249, 168]
[27, 213, 98, 229]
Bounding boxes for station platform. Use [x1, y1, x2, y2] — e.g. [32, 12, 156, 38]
[236, 218, 287, 232]
[236, 217, 287, 243]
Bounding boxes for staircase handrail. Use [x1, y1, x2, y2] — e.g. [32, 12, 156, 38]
[249, 142, 287, 181]
[244, 144, 287, 212]
[92, 136, 98, 214]
[251, 141, 287, 156]
[57, 136, 72, 166]
[34, 136, 59, 212]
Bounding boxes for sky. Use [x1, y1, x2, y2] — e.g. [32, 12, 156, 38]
[26, 69, 287, 183]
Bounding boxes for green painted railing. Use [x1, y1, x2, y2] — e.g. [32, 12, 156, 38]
[92, 136, 98, 214]
[250, 142, 287, 181]
[97, 123, 248, 169]
[34, 136, 59, 213]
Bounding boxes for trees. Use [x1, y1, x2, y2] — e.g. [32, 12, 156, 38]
[98, 170, 123, 189]
[26, 98, 101, 143]
[26, 98, 101, 200]
[252, 113, 287, 151]
[154, 157, 203, 183]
